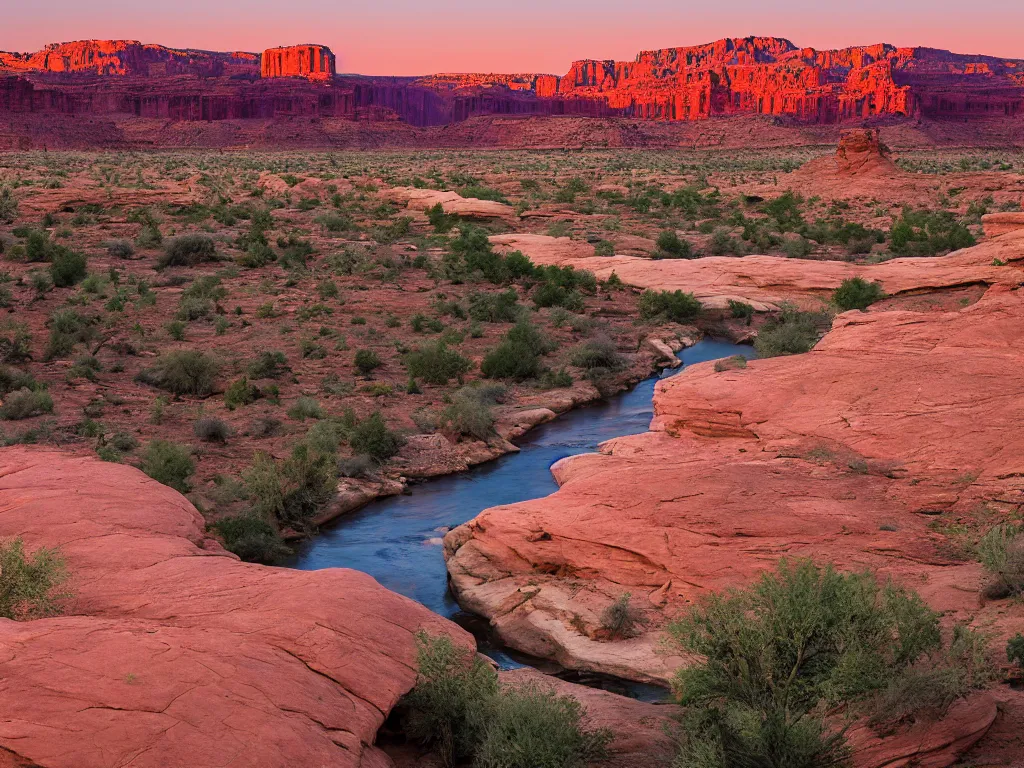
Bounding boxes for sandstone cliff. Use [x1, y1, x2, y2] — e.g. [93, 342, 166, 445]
[261, 44, 336, 79]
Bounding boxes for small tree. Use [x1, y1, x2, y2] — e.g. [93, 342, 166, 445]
[354, 349, 382, 376]
[655, 229, 693, 259]
[350, 411, 403, 462]
[140, 440, 195, 493]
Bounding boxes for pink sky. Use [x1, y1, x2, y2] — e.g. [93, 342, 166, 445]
[4, 0, 1023, 75]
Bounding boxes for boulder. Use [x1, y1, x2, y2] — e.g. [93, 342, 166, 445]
[0, 449, 467, 768]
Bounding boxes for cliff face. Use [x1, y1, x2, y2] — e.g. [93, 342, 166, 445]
[261, 44, 336, 79]
[539, 37, 1024, 121]
[0, 35, 1022, 132]
[0, 39, 259, 77]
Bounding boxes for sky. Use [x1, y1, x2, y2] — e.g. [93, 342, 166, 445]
[4, 0, 1023, 76]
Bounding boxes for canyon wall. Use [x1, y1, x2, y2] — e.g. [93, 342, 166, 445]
[1, 36, 1022, 133]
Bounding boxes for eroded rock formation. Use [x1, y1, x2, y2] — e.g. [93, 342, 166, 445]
[0, 449, 466, 767]
[261, 45, 336, 79]
[2, 35, 1022, 134]
[445, 238, 1024, 690]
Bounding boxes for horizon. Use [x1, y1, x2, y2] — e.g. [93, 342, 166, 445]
[4, 0, 1023, 76]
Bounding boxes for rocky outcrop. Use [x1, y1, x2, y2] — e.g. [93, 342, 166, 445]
[444, 259, 1024, 673]
[261, 45, 336, 79]
[0, 39, 259, 77]
[0, 449, 466, 767]
[489, 229, 1024, 310]
[982, 212, 1024, 237]
[383, 187, 516, 218]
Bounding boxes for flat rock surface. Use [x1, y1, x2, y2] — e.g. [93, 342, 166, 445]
[0, 449, 465, 768]
[490, 230, 1024, 310]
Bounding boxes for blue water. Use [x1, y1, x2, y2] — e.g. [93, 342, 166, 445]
[290, 339, 755, 698]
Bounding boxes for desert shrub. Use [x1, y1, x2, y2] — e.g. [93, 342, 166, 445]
[570, 337, 625, 372]
[193, 416, 231, 443]
[532, 282, 584, 311]
[315, 212, 352, 232]
[427, 202, 458, 233]
[754, 305, 824, 358]
[106, 239, 135, 259]
[244, 444, 336, 530]
[138, 350, 218, 396]
[638, 290, 702, 323]
[0, 323, 32, 364]
[140, 440, 194, 493]
[890, 207, 975, 256]
[1008, 634, 1024, 667]
[237, 242, 275, 268]
[224, 377, 260, 410]
[534, 367, 571, 390]
[0, 537, 69, 619]
[439, 385, 504, 440]
[833, 277, 885, 311]
[728, 299, 755, 324]
[403, 632, 498, 765]
[600, 593, 644, 639]
[482, 339, 539, 381]
[405, 342, 472, 385]
[158, 234, 218, 268]
[783, 235, 814, 258]
[655, 229, 693, 258]
[24, 230, 59, 262]
[350, 411, 403, 462]
[45, 309, 97, 360]
[287, 396, 325, 421]
[468, 289, 521, 323]
[247, 350, 289, 379]
[176, 275, 226, 321]
[668, 559, 983, 768]
[49, 249, 88, 287]
[403, 633, 610, 768]
[0, 188, 17, 224]
[977, 523, 1024, 599]
[708, 227, 747, 256]
[354, 349, 382, 375]
[211, 513, 289, 564]
[762, 190, 805, 231]
[0, 366, 36, 395]
[0, 388, 53, 420]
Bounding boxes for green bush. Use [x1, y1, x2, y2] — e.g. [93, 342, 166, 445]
[193, 416, 231, 442]
[754, 305, 824, 358]
[482, 339, 539, 381]
[469, 289, 521, 323]
[405, 342, 472, 385]
[0, 188, 17, 224]
[211, 513, 289, 564]
[668, 559, 984, 768]
[158, 234, 218, 269]
[0, 537, 69, 620]
[890, 207, 975, 256]
[350, 411, 403, 463]
[833, 277, 885, 311]
[728, 299, 755, 324]
[600, 593, 643, 639]
[49, 249, 88, 287]
[354, 349, 382, 375]
[439, 385, 504, 440]
[655, 229, 693, 258]
[45, 309, 96, 360]
[977, 523, 1024, 599]
[224, 377, 260, 409]
[244, 443, 337, 530]
[403, 632, 610, 768]
[287, 396, 325, 421]
[532, 282, 584, 311]
[0, 388, 53, 420]
[1008, 634, 1024, 667]
[247, 350, 289, 379]
[570, 337, 625, 372]
[138, 350, 219, 396]
[638, 290, 702, 323]
[107, 239, 135, 259]
[140, 440, 195, 493]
